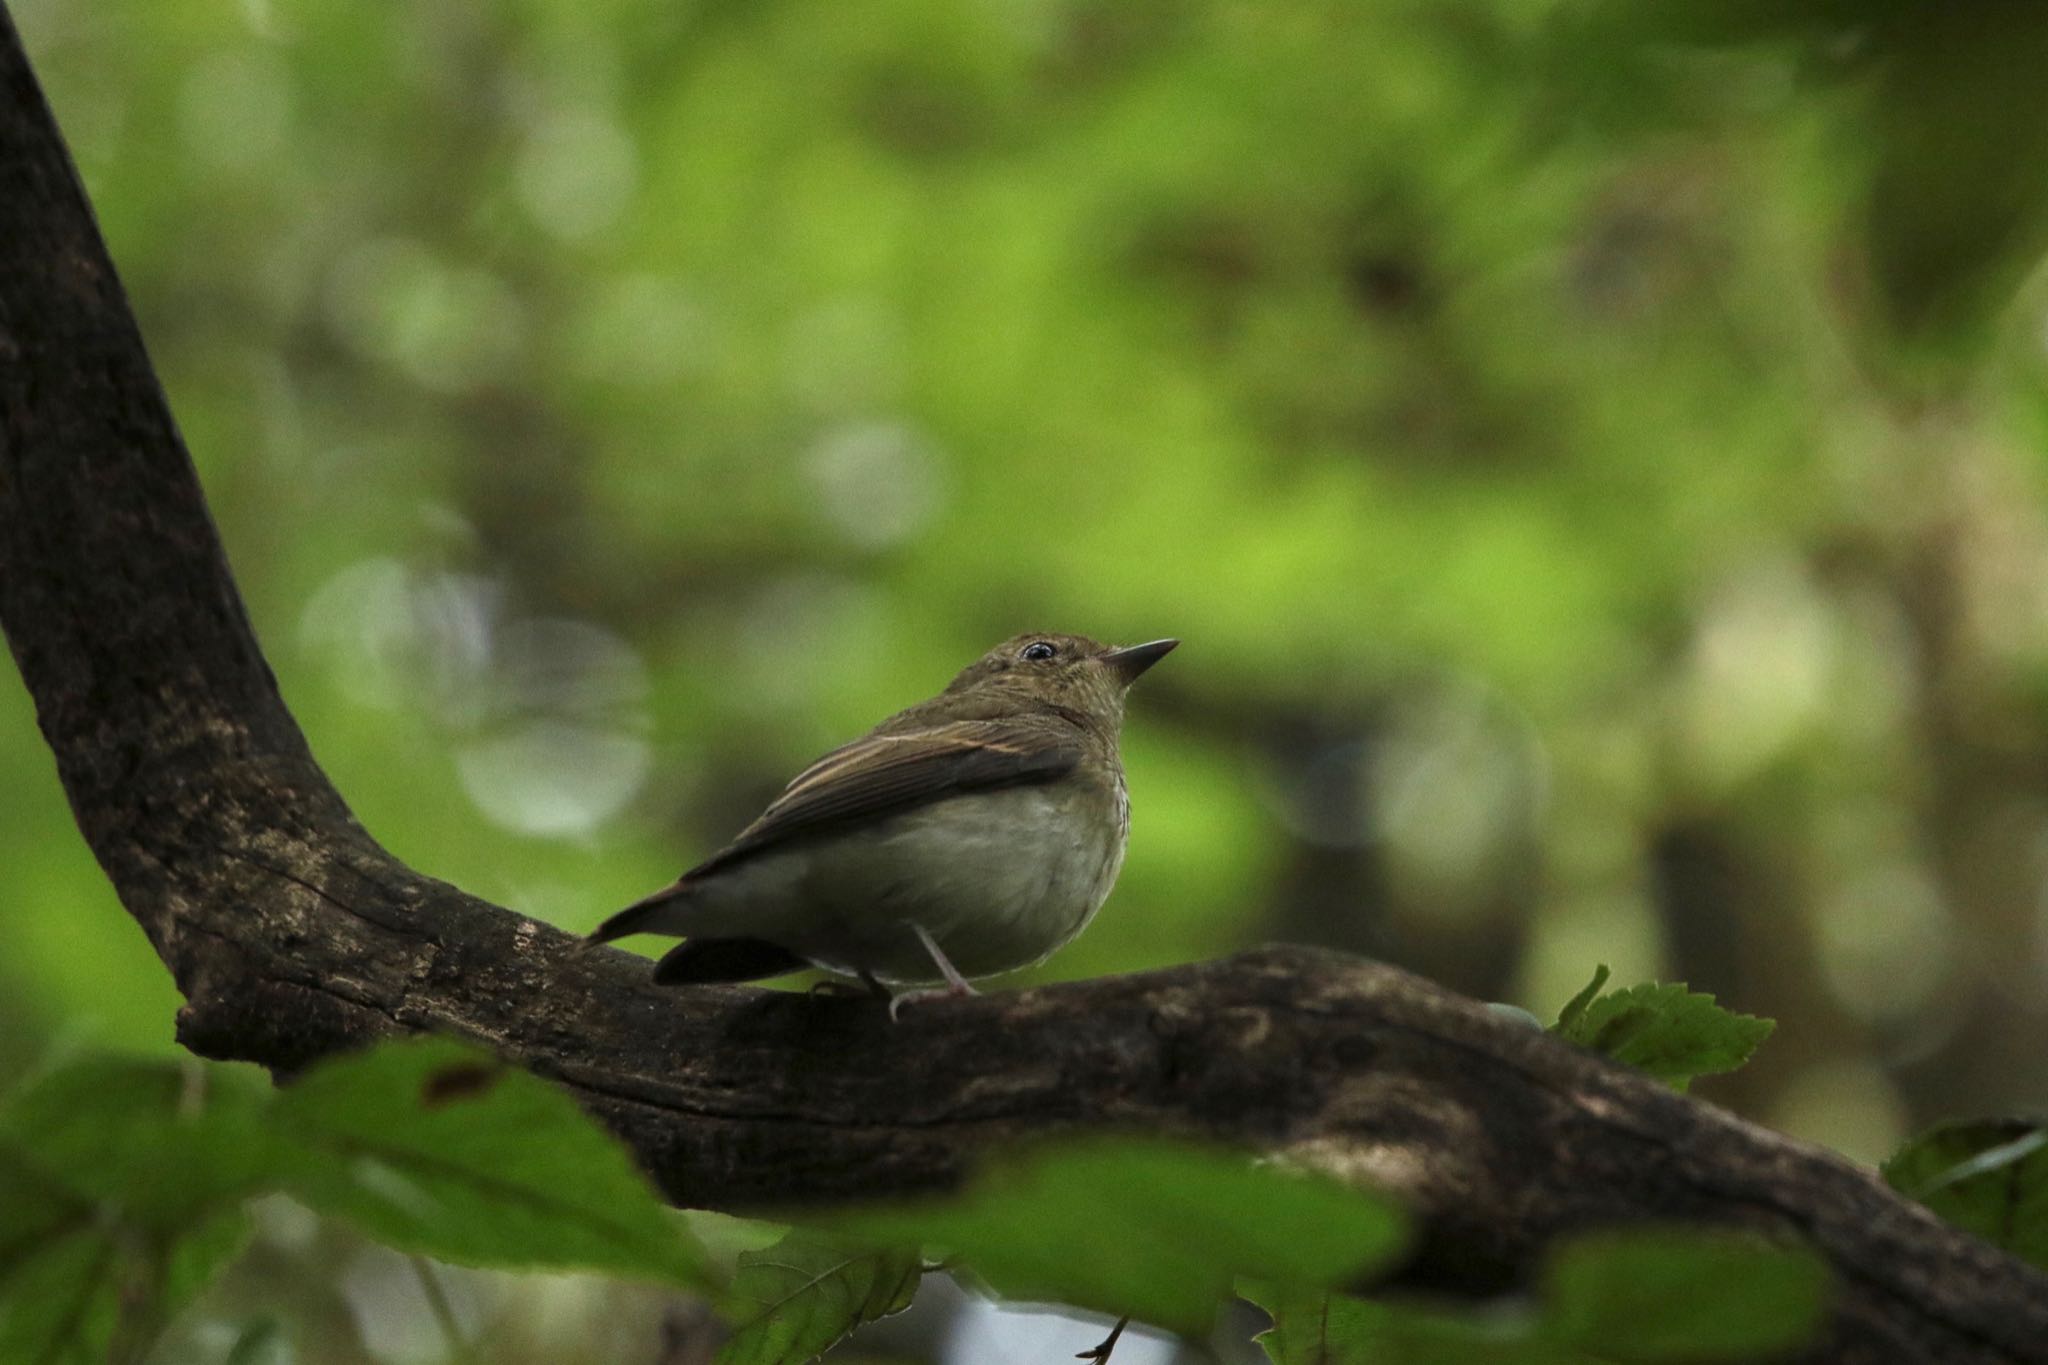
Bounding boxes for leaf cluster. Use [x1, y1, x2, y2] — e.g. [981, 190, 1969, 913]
[0, 1039, 710, 1364]
[1253, 1228, 1828, 1365]
[1883, 1120, 2048, 1274]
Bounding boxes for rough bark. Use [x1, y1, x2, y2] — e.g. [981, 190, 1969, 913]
[1, 11, 2044, 1363]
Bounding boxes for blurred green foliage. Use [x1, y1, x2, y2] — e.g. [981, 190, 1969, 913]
[1253, 1227, 1828, 1365]
[9, 0, 2048, 1359]
[1884, 1119, 2048, 1273]
[820, 1137, 1405, 1333]
[0, 1040, 709, 1363]
[4, 1039, 1841, 1365]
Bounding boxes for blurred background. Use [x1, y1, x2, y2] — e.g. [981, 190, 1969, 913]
[8, 0, 2048, 1360]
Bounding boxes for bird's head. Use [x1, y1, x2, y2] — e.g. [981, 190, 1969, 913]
[945, 632, 1178, 723]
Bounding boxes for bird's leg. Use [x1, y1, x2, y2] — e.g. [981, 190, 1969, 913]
[913, 924, 976, 994]
[887, 925, 979, 1021]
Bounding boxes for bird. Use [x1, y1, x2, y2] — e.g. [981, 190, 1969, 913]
[589, 632, 1177, 1015]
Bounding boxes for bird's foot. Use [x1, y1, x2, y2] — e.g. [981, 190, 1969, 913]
[886, 979, 977, 1021]
[807, 970, 893, 1002]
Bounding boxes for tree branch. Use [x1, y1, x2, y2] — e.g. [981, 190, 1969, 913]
[1, 12, 2043, 1363]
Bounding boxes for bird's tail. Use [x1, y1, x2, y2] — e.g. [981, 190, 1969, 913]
[653, 937, 809, 984]
[590, 881, 809, 985]
[587, 883, 691, 944]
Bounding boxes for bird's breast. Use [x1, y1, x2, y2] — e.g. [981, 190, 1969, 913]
[799, 771, 1127, 980]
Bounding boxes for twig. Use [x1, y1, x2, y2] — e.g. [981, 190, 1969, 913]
[1076, 1315, 1129, 1363]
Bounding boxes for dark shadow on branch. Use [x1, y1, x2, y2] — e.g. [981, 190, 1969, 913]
[0, 13, 2043, 1364]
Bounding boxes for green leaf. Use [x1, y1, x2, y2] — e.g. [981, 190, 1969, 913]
[110, 1208, 254, 1365]
[1249, 1284, 1591, 1365]
[222, 1316, 292, 1365]
[826, 1136, 1407, 1334]
[1252, 1227, 1828, 1365]
[1550, 977, 1773, 1090]
[269, 1037, 711, 1286]
[0, 1064, 264, 1365]
[0, 1143, 89, 1256]
[0, 1057, 281, 1226]
[1, 1040, 716, 1313]
[150, 1209, 254, 1336]
[1883, 1120, 2048, 1271]
[1541, 1228, 1828, 1361]
[0, 1192, 246, 1365]
[0, 1217, 118, 1365]
[714, 1230, 921, 1365]
[0, 1067, 263, 1365]
[1554, 965, 1611, 1034]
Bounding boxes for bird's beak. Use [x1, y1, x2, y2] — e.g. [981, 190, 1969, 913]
[1102, 638, 1179, 684]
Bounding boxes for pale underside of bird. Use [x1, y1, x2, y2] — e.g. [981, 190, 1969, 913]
[587, 633, 1175, 1011]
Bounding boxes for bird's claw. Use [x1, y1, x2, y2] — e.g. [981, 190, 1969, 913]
[886, 980, 977, 1021]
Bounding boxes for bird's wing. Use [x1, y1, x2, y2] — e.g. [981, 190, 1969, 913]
[682, 718, 1082, 880]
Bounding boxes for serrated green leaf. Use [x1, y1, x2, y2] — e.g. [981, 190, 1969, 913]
[1554, 965, 1611, 1033]
[1550, 979, 1773, 1090]
[825, 1136, 1406, 1335]
[714, 1230, 921, 1365]
[1541, 1228, 1828, 1361]
[0, 1057, 281, 1226]
[270, 1037, 711, 1286]
[1883, 1120, 2048, 1271]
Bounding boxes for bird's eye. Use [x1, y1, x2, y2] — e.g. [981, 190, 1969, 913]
[1020, 641, 1057, 662]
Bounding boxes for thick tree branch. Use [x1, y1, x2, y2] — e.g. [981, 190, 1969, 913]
[1, 12, 2044, 1363]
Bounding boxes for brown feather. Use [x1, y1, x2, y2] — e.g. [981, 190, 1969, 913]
[681, 717, 1084, 881]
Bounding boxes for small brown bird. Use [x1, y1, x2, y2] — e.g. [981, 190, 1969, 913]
[589, 632, 1176, 1014]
